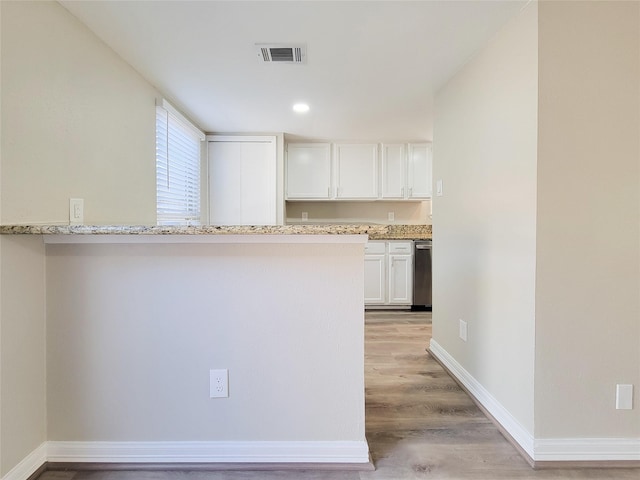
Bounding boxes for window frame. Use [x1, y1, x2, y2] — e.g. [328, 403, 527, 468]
[155, 98, 205, 226]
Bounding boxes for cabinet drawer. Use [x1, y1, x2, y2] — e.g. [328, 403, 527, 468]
[365, 241, 386, 254]
[388, 242, 412, 254]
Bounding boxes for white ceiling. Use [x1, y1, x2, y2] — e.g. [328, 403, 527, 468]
[60, 0, 526, 142]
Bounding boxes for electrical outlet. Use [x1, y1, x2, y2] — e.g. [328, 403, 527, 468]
[388, 212, 395, 222]
[69, 198, 84, 225]
[616, 384, 633, 410]
[459, 319, 468, 342]
[210, 369, 229, 398]
[301, 212, 308, 221]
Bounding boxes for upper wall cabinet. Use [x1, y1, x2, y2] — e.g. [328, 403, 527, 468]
[286, 143, 332, 199]
[408, 143, 433, 199]
[285, 141, 432, 201]
[335, 144, 378, 199]
[381, 144, 406, 199]
[381, 143, 432, 200]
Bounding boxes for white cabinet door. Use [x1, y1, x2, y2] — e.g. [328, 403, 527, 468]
[408, 143, 432, 199]
[335, 144, 378, 199]
[388, 254, 413, 305]
[381, 144, 405, 199]
[208, 136, 276, 225]
[364, 254, 386, 304]
[286, 144, 331, 199]
[366, 241, 413, 307]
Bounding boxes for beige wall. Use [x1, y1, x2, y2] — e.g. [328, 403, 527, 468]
[535, 0, 640, 438]
[1, 1, 158, 225]
[1, 2, 3, 473]
[286, 200, 431, 225]
[46, 242, 365, 443]
[432, 2, 538, 434]
[434, 0, 640, 449]
[0, 236, 46, 477]
[0, 1, 161, 474]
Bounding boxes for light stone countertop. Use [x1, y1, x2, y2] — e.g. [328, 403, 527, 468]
[0, 224, 431, 240]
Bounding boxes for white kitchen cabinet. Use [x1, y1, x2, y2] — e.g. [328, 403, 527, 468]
[381, 144, 405, 199]
[364, 254, 386, 304]
[408, 143, 433, 199]
[335, 144, 378, 199]
[388, 254, 413, 304]
[208, 135, 276, 225]
[285, 141, 431, 202]
[381, 142, 432, 200]
[365, 241, 413, 307]
[286, 143, 332, 199]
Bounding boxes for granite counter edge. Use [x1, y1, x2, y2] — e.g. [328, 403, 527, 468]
[0, 224, 432, 239]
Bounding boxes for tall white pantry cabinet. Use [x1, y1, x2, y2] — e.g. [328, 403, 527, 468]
[207, 135, 277, 225]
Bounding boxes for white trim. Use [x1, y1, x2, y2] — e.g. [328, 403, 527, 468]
[46, 441, 370, 464]
[156, 98, 205, 141]
[42, 234, 368, 245]
[429, 339, 536, 458]
[1, 442, 47, 480]
[535, 438, 640, 462]
[206, 134, 276, 143]
[430, 340, 640, 462]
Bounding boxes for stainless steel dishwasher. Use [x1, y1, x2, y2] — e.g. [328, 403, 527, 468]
[412, 240, 432, 310]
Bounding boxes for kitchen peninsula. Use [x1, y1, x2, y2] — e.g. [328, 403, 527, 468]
[0, 223, 427, 469]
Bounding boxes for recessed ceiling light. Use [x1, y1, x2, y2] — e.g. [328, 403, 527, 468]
[293, 103, 310, 113]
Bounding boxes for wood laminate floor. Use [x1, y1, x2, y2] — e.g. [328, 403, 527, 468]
[37, 311, 639, 480]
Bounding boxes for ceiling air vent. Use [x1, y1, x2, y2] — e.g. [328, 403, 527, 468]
[256, 44, 306, 64]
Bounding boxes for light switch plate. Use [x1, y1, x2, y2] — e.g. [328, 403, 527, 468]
[616, 384, 633, 410]
[69, 198, 84, 225]
[459, 319, 467, 342]
[436, 180, 443, 197]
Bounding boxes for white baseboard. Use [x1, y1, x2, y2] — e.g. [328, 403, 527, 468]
[535, 438, 640, 461]
[46, 440, 370, 464]
[2, 440, 369, 480]
[429, 339, 535, 458]
[2, 442, 47, 480]
[429, 339, 640, 463]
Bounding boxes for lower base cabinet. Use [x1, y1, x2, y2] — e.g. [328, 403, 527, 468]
[365, 241, 413, 306]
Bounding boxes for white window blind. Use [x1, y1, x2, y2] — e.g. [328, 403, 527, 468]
[156, 99, 205, 225]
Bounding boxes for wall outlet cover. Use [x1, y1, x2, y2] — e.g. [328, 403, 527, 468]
[210, 369, 229, 398]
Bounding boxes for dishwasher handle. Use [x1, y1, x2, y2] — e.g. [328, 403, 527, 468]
[415, 244, 431, 250]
